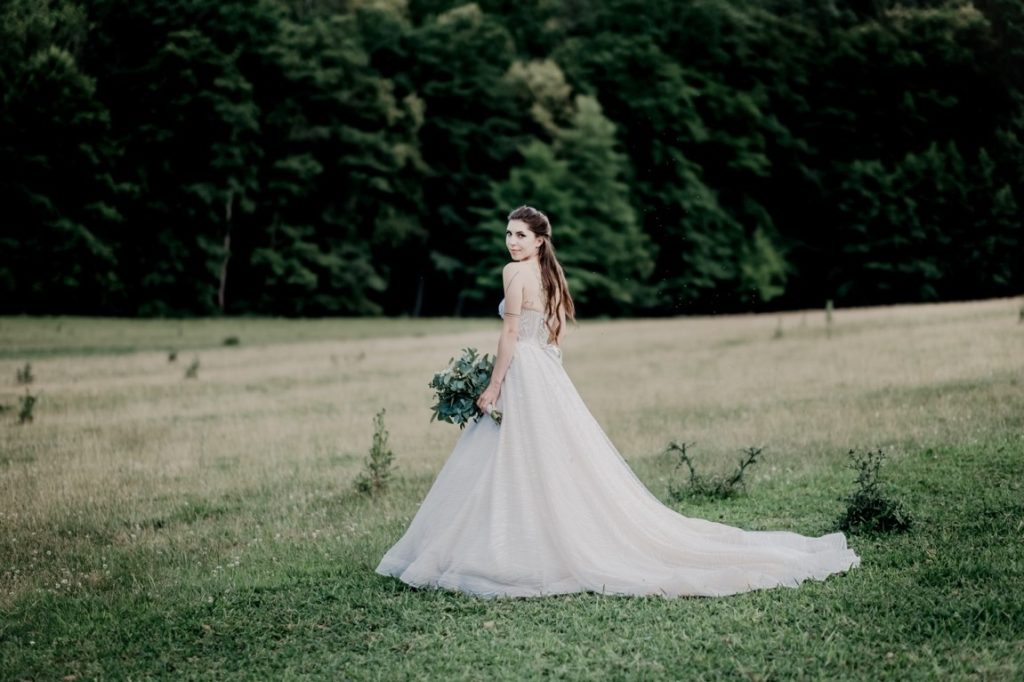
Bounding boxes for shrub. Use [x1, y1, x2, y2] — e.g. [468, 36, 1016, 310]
[666, 441, 764, 501]
[835, 448, 913, 534]
[16, 363, 33, 385]
[354, 408, 395, 495]
[184, 357, 200, 379]
[223, 336, 240, 346]
[18, 390, 37, 424]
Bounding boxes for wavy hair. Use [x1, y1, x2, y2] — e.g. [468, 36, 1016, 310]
[507, 205, 576, 342]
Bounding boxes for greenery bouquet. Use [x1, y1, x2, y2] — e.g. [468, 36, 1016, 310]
[429, 348, 503, 428]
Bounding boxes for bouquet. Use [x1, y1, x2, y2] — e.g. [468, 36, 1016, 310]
[428, 347, 503, 428]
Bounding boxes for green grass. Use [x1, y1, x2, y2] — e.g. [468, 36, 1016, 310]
[1, 299, 1022, 679]
[3, 440, 1021, 680]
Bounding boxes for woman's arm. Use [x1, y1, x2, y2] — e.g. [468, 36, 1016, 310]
[475, 263, 522, 412]
[490, 263, 523, 385]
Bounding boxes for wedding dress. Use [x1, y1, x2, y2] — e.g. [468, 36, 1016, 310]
[375, 300, 860, 598]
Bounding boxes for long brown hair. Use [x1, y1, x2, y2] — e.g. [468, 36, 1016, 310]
[507, 205, 576, 342]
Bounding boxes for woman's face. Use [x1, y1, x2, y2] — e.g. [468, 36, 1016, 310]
[506, 219, 543, 262]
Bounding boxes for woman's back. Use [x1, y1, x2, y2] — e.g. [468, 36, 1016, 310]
[504, 261, 564, 346]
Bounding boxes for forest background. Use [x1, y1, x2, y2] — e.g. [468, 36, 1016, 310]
[2, 0, 1022, 318]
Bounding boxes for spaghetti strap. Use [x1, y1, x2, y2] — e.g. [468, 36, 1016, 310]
[503, 269, 521, 294]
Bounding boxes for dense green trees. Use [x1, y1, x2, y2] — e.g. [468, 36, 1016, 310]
[1, 0, 1020, 316]
[1, 0, 125, 312]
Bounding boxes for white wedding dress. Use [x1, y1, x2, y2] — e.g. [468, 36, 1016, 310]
[376, 300, 860, 598]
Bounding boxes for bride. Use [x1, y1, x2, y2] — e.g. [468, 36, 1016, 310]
[376, 205, 860, 598]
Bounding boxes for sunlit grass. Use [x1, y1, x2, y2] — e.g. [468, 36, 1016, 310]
[1, 297, 1022, 679]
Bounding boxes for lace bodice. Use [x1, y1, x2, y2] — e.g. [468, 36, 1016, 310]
[499, 298, 554, 348]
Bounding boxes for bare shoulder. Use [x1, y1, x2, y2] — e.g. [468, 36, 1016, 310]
[502, 261, 525, 280]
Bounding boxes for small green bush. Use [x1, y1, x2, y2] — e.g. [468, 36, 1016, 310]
[836, 448, 913, 534]
[666, 441, 764, 501]
[184, 357, 200, 379]
[223, 336, 240, 346]
[354, 408, 395, 496]
[16, 363, 33, 385]
[18, 390, 37, 424]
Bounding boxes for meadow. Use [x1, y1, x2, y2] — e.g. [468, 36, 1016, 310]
[1, 298, 1022, 680]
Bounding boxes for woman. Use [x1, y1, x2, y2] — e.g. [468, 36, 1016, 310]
[376, 205, 859, 598]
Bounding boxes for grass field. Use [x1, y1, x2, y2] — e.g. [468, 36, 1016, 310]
[1, 298, 1022, 680]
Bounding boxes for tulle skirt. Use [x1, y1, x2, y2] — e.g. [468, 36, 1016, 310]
[376, 341, 859, 598]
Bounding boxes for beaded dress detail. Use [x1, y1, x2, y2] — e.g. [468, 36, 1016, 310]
[376, 300, 859, 598]
[497, 297, 561, 359]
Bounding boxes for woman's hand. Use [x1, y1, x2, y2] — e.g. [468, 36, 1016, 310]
[476, 382, 501, 415]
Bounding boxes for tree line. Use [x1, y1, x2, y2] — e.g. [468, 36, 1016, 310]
[2, 0, 1021, 317]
